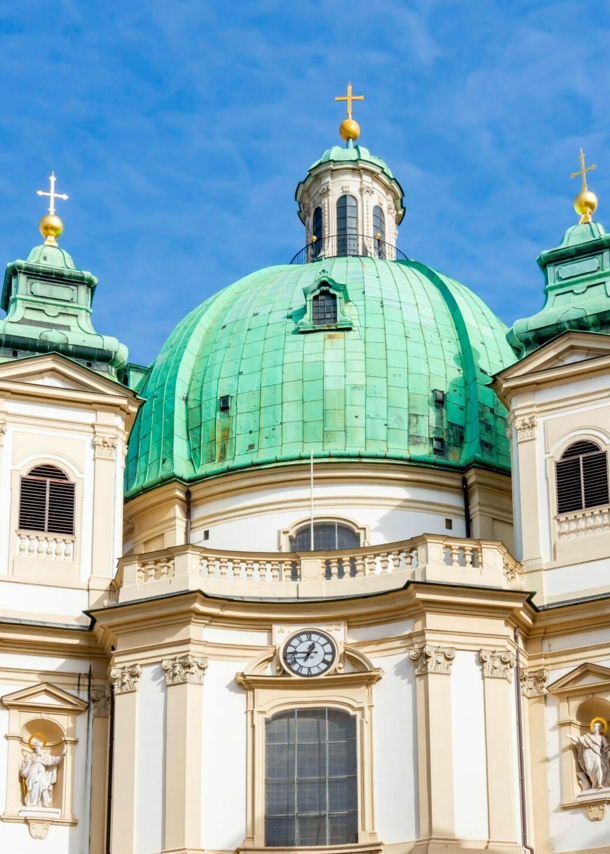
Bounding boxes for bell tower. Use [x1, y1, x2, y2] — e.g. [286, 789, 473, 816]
[294, 85, 405, 261]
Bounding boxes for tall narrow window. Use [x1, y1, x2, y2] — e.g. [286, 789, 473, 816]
[313, 206, 323, 258]
[19, 465, 75, 535]
[556, 440, 609, 514]
[336, 195, 358, 256]
[311, 291, 337, 325]
[265, 708, 358, 847]
[373, 205, 385, 241]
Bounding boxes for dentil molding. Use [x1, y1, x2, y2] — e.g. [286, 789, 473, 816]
[479, 649, 516, 681]
[409, 645, 456, 675]
[162, 654, 208, 685]
[111, 664, 142, 694]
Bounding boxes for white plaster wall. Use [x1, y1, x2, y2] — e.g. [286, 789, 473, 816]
[4, 400, 96, 424]
[202, 626, 271, 646]
[201, 659, 248, 850]
[348, 619, 414, 643]
[0, 425, 13, 575]
[0, 653, 92, 674]
[544, 687, 610, 851]
[0, 682, 18, 831]
[0, 582, 89, 624]
[450, 651, 488, 840]
[511, 424, 523, 561]
[134, 664, 166, 854]
[190, 482, 465, 551]
[371, 653, 418, 843]
[543, 557, 610, 600]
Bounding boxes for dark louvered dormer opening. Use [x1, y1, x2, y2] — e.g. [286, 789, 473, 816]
[556, 441, 609, 515]
[19, 465, 75, 535]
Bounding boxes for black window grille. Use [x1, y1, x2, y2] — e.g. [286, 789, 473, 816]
[556, 440, 609, 515]
[265, 708, 358, 847]
[289, 522, 360, 552]
[336, 195, 358, 256]
[312, 291, 337, 325]
[19, 465, 75, 535]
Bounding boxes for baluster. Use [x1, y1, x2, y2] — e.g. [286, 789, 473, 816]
[137, 564, 144, 583]
[464, 545, 473, 567]
[57, 539, 65, 560]
[379, 552, 389, 574]
[390, 550, 400, 573]
[449, 544, 460, 566]
[270, 560, 279, 581]
[32, 537, 40, 559]
[329, 557, 340, 579]
[245, 559, 254, 580]
[354, 554, 365, 576]
[219, 557, 229, 578]
[365, 553, 377, 576]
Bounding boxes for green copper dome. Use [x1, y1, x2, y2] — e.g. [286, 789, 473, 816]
[309, 145, 396, 181]
[125, 257, 516, 498]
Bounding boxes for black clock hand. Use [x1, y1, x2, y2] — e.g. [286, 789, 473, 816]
[303, 642, 316, 661]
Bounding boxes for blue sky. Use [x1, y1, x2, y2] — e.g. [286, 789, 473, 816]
[1, 1, 609, 366]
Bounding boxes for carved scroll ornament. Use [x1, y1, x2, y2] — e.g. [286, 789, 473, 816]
[110, 664, 141, 694]
[409, 645, 456, 675]
[162, 654, 208, 685]
[479, 649, 516, 682]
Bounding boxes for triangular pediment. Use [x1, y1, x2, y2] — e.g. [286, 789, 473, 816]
[548, 662, 610, 696]
[501, 332, 610, 380]
[0, 352, 131, 397]
[1, 682, 88, 713]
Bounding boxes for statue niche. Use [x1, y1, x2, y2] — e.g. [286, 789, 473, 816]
[20, 735, 67, 808]
[567, 717, 610, 792]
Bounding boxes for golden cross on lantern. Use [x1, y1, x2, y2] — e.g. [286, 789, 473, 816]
[335, 83, 364, 121]
[571, 149, 596, 192]
[37, 172, 68, 216]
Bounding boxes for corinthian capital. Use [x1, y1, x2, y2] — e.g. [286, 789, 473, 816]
[162, 654, 208, 685]
[409, 645, 456, 675]
[93, 433, 119, 459]
[111, 664, 142, 694]
[520, 667, 548, 697]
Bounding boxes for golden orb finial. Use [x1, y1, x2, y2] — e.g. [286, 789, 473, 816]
[36, 172, 68, 245]
[570, 149, 598, 224]
[335, 83, 363, 145]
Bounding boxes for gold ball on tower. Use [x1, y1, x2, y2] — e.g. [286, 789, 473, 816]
[573, 189, 598, 224]
[39, 214, 64, 246]
[340, 118, 360, 142]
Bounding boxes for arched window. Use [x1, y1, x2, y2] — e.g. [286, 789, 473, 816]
[265, 708, 358, 847]
[19, 465, 75, 535]
[373, 205, 385, 241]
[556, 440, 609, 515]
[313, 206, 323, 257]
[289, 522, 360, 552]
[311, 290, 337, 325]
[336, 195, 358, 256]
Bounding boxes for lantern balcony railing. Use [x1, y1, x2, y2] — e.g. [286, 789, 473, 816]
[290, 233, 409, 265]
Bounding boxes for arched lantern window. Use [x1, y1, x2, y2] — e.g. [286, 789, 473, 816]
[336, 195, 358, 256]
[312, 206, 323, 255]
[289, 521, 360, 551]
[373, 205, 385, 241]
[556, 440, 609, 515]
[19, 464, 75, 535]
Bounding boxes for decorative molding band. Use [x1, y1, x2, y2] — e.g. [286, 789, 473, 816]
[479, 649, 516, 682]
[92, 434, 119, 460]
[111, 664, 141, 694]
[520, 667, 548, 698]
[515, 415, 538, 442]
[162, 654, 208, 685]
[409, 645, 456, 675]
[91, 685, 111, 716]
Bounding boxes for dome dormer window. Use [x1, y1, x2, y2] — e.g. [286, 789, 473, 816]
[297, 273, 353, 333]
[312, 291, 337, 325]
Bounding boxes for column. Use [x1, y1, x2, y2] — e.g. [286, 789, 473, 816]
[410, 645, 456, 849]
[90, 686, 111, 854]
[521, 668, 551, 853]
[90, 425, 120, 604]
[162, 654, 207, 851]
[110, 664, 141, 854]
[479, 649, 519, 848]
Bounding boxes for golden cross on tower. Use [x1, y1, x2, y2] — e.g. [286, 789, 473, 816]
[570, 149, 599, 224]
[571, 148, 596, 192]
[335, 82, 364, 121]
[37, 172, 68, 215]
[335, 83, 364, 145]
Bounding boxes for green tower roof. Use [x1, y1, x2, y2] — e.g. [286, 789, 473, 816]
[508, 219, 610, 357]
[125, 257, 516, 498]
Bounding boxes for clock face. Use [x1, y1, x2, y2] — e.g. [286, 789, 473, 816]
[283, 630, 337, 677]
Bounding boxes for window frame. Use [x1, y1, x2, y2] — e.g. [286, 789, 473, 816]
[279, 516, 368, 552]
[18, 464, 76, 536]
[555, 440, 609, 516]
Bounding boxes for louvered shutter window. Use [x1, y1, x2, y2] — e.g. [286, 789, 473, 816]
[556, 441, 609, 515]
[19, 465, 75, 535]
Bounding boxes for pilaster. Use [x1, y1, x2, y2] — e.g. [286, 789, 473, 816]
[410, 645, 456, 849]
[110, 665, 141, 854]
[162, 655, 207, 851]
[478, 649, 519, 849]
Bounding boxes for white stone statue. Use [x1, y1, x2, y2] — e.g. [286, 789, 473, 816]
[566, 720, 610, 791]
[20, 739, 67, 808]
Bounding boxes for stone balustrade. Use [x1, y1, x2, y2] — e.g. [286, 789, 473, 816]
[116, 535, 523, 603]
[556, 505, 610, 540]
[16, 532, 75, 561]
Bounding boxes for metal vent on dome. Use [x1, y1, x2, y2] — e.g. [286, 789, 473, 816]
[19, 465, 75, 535]
[556, 441, 609, 515]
